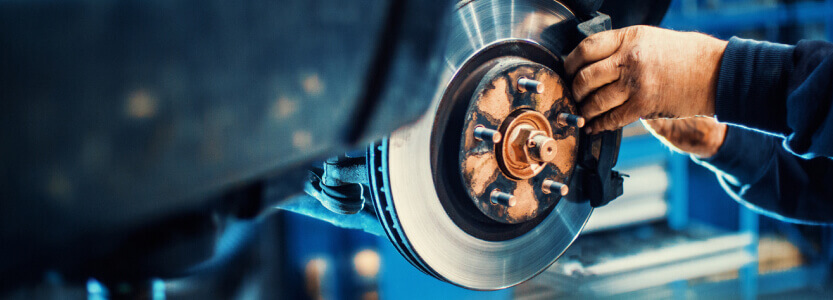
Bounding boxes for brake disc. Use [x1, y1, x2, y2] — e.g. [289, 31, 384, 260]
[368, 0, 596, 290]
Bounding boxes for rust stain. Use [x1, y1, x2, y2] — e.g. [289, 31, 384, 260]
[480, 200, 491, 212]
[535, 71, 564, 113]
[463, 151, 499, 196]
[552, 135, 576, 172]
[506, 67, 534, 89]
[506, 180, 538, 222]
[463, 114, 477, 150]
[476, 76, 512, 123]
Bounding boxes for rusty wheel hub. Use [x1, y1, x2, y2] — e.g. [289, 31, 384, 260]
[458, 57, 584, 224]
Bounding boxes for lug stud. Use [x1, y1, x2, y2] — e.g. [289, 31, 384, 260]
[518, 78, 544, 94]
[558, 113, 585, 128]
[490, 190, 517, 207]
[474, 125, 502, 143]
[542, 180, 569, 196]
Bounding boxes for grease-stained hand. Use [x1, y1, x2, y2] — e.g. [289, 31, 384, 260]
[565, 26, 728, 134]
[642, 117, 728, 158]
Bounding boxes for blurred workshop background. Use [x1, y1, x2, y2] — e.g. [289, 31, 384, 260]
[6, 0, 832, 299]
[267, 1, 833, 299]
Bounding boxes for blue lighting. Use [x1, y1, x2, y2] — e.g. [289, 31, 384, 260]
[152, 278, 166, 300]
[86, 278, 107, 300]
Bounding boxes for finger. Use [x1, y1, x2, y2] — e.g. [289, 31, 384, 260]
[565, 29, 626, 76]
[571, 55, 621, 102]
[586, 101, 642, 134]
[580, 79, 631, 121]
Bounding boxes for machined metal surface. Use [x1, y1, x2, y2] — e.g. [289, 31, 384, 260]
[376, 0, 593, 290]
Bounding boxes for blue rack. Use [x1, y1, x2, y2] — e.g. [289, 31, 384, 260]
[663, 0, 833, 42]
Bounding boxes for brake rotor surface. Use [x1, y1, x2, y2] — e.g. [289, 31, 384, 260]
[370, 0, 592, 290]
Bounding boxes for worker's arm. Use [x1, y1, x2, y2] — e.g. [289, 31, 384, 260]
[566, 26, 833, 159]
[698, 125, 833, 224]
[715, 38, 833, 159]
[644, 118, 833, 224]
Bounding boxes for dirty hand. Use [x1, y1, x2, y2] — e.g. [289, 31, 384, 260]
[565, 26, 729, 134]
[642, 117, 728, 158]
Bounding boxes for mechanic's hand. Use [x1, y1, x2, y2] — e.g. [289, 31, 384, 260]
[641, 117, 728, 158]
[565, 26, 729, 134]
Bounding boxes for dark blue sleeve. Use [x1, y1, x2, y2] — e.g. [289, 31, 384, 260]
[714, 37, 833, 159]
[694, 126, 833, 224]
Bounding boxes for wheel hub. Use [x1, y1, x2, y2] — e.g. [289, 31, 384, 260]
[459, 57, 583, 224]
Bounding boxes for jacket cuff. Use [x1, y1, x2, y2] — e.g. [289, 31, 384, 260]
[714, 37, 795, 135]
[694, 125, 776, 185]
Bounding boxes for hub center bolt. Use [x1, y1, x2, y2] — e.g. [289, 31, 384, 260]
[527, 134, 557, 162]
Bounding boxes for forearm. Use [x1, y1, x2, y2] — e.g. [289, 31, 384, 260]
[714, 38, 833, 159]
[694, 126, 833, 224]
